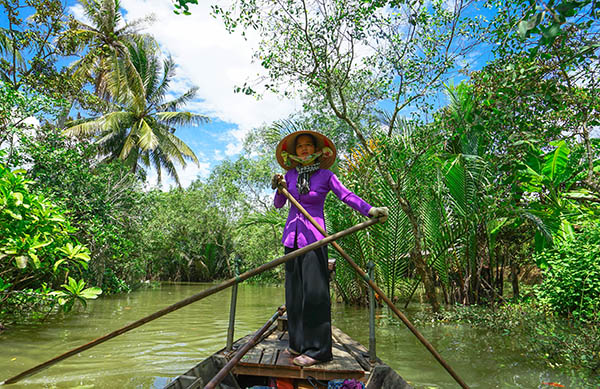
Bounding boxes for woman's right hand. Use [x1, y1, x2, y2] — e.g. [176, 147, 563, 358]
[271, 174, 286, 192]
[368, 206, 389, 222]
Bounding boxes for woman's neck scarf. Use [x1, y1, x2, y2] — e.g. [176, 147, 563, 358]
[281, 150, 322, 167]
[280, 146, 333, 169]
[296, 163, 320, 194]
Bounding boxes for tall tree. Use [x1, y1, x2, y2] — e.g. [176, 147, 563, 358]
[213, 0, 483, 311]
[66, 36, 208, 185]
[67, 0, 151, 100]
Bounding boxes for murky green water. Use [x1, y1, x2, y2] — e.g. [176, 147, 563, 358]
[0, 283, 588, 388]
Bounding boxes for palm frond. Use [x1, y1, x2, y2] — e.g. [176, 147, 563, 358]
[119, 129, 138, 160]
[156, 111, 209, 127]
[158, 87, 199, 112]
[0, 27, 25, 66]
[516, 208, 554, 246]
[151, 149, 180, 186]
[149, 55, 175, 104]
[115, 14, 156, 36]
[137, 118, 159, 151]
[64, 117, 104, 137]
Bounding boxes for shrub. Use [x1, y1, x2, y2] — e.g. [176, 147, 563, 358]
[535, 222, 600, 322]
[0, 162, 98, 319]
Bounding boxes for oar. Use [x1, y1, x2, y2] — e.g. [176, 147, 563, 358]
[277, 184, 470, 389]
[204, 306, 286, 389]
[1, 217, 383, 386]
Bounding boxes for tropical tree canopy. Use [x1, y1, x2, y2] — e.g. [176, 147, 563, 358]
[66, 0, 152, 99]
[66, 35, 208, 184]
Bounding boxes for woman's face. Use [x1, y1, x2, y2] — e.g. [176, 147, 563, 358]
[295, 135, 316, 160]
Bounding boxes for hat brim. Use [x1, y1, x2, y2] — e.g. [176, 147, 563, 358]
[275, 130, 337, 170]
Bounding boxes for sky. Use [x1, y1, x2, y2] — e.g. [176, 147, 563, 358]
[70, 0, 301, 189]
[65, 0, 494, 191]
[18, 0, 595, 190]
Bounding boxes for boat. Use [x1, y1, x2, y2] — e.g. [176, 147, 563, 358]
[164, 311, 412, 389]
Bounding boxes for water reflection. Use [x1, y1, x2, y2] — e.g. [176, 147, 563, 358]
[0, 283, 594, 388]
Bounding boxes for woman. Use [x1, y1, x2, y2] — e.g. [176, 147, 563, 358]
[271, 130, 388, 367]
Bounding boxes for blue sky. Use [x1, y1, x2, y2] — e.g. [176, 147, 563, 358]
[68, 0, 503, 189]
[3, 0, 500, 189]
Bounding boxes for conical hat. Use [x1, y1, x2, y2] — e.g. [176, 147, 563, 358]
[275, 130, 337, 170]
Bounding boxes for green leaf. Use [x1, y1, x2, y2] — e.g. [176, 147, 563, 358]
[11, 192, 23, 206]
[30, 238, 53, 250]
[4, 209, 22, 220]
[29, 251, 40, 269]
[53, 258, 67, 272]
[79, 287, 102, 300]
[518, 20, 530, 37]
[15, 255, 28, 269]
[0, 277, 12, 292]
[542, 141, 570, 182]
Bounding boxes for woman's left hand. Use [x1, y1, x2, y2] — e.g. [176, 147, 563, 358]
[271, 173, 286, 192]
[369, 206, 389, 222]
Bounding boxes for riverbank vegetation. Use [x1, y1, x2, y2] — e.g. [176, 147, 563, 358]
[1, 0, 598, 383]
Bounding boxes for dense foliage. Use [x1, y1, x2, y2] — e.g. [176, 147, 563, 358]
[0, 160, 99, 318]
[1, 0, 599, 381]
[19, 128, 148, 294]
[535, 222, 600, 322]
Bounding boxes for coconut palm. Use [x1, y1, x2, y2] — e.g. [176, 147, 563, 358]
[66, 35, 208, 185]
[0, 27, 25, 85]
[67, 0, 151, 99]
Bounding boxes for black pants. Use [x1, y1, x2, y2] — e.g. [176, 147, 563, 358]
[284, 245, 333, 361]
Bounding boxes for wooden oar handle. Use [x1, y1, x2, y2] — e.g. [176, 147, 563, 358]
[204, 306, 286, 389]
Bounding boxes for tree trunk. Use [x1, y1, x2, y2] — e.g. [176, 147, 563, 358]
[404, 204, 440, 312]
[510, 258, 519, 299]
[582, 119, 594, 182]
[496, 246, 505, 299]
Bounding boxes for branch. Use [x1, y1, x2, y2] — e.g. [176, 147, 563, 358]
[565, 194, 600, 203]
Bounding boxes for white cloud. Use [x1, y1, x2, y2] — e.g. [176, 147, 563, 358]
[69, 3, 89, 24]
[119, 0, 299, 163]
[145, 160, 211, 191]
[214, 149, 224, 161]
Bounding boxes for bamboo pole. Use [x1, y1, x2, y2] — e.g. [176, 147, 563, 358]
[1, 217, 382, 386]
[367, 261, 377, 363]
[278, 185, 470, 389]
[226, 283, 239, 351]
[204, 306, 286, 389]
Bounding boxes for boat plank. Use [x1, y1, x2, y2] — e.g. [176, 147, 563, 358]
[261, 348, 277, 366]
[231, 326, 365, 382]
[276, 349, 297, 368]
[167, 318, 412, 389]
[240, 347, 263, 364]
[331, 326, 373, 370]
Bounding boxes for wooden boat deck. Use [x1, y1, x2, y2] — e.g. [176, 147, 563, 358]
[165, 316, 412, 388]
[221, 325, 368, 382]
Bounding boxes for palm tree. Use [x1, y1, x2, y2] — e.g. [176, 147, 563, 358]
[0, 27, 26, 86]
[66, 35, 208, 185]
[67, 0, 151, 99]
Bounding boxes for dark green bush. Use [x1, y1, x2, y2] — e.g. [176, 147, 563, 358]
[18, 129, 148, 293]
[535, 222, 600, 322]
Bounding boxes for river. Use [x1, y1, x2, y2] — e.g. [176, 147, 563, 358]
[0, 283, 585, 388]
